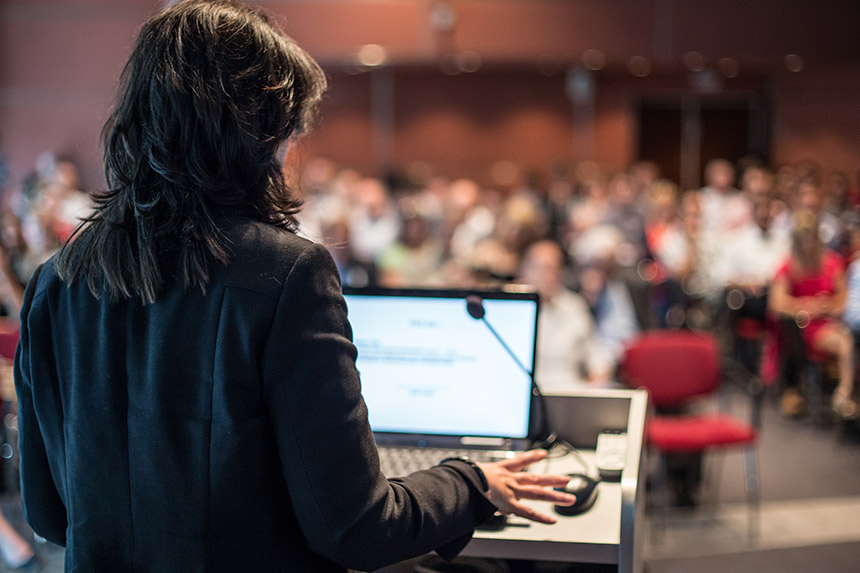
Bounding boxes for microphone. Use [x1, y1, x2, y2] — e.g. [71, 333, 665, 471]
[465, 294, 554, 447]
[465, 295, 534, 382]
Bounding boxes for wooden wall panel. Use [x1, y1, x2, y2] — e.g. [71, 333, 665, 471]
[1, 1, 858, 193]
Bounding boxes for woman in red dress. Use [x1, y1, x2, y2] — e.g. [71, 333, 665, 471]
[769, 210, 856, 419]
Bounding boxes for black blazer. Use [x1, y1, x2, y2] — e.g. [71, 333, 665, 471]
[14, 216, 496, 572]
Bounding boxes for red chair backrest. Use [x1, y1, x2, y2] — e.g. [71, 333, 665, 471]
[621, 329, 721, 409]
[0, 326, 20, 361]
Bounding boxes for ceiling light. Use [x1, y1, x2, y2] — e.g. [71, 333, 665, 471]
[357, 44, 388, 67]
[627, 55, 651, 77]
[683, 51, 705, 72]
[456, 51, 482, 73]
[784, 53, 804, 73]
[583, 49, 606, 71]
[718, 58, 739, 78]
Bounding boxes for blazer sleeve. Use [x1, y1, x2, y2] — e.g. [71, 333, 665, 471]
[14, 264, 69, 546]
[262, 242, 497, 571]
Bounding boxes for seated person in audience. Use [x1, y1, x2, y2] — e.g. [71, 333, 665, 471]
[29, 158, 93, 258]
[797, 171, 846, 254]
[739, 163, 775, 207]
[823, 170, 855, 216]
[644, 179, 685, 276]
[0, 210, 35, 319]
[443, 178, 493, 261]
[518, 240, 614, 391]
[698, 158, 750, 236]
[566, 174, 611, 251]
[544, 163, 576, 244]
[712, 192, 790, 377]
[348, 177, 400, 265]
[320, 216, 377, 289]
[713, 193, 790, 322]
[572, 225, 640, 361]
[603, 172, 653, 329]
[628, 160, 661, 214]
[603, 172, 648, 266]
[468, 194, 546, 283]
[376, 198, 444, 287]
[295, 159, 354, 243]
[0, 241, 23, 321]
[645, 185, 703, 327]
[841, 217, 860, 350]
[769, 211, 856, 419]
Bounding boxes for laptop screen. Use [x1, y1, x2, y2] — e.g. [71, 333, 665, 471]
[342, 287, 539, 443]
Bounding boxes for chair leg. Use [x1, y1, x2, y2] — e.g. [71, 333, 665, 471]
[703, 450, 724, 505]
[649, 452, 669, 544]
[807, 363, 825, 424]
[742, 446, 760, 541]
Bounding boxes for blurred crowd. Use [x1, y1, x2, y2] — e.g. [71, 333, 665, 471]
[296, 156, 860, 418]
[0, 152, 94, 321]
[2, 151, 860, 418]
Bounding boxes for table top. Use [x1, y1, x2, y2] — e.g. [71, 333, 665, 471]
[462, 450, 624, 564]
[461, 388, 649, 571]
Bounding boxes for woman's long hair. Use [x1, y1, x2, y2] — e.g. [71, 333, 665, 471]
[57, 0, 326, 304]
[790, 209, 824, 274]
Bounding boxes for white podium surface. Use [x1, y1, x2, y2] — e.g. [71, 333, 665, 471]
[461, 388, 648, 573]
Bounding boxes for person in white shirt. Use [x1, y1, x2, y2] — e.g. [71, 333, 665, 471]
[713, 194, 791, 318]
[698, 158, 751, 236]
[518, 240, 614, 392]
[348, 177, 400, 264]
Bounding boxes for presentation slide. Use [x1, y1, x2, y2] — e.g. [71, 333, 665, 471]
[345, 295, 536, 438]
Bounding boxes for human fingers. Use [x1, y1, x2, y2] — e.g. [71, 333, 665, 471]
[508, 473, 573, 488]
[509, 484, 576, 505]
[495, 449, 548, 472]
[501, 498, 561, 525]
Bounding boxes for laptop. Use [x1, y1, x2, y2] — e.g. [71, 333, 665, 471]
[342, 286, 540, 474]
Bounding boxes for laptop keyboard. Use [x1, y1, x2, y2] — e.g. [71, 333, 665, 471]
[378, 446, 512, 477]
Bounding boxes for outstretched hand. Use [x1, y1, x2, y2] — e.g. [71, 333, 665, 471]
[477, 450, 575, 524]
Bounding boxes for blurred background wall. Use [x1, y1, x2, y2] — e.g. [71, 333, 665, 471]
[1, 0, 858, 191]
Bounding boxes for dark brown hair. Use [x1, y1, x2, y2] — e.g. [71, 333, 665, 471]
[57, 0, 327, 303]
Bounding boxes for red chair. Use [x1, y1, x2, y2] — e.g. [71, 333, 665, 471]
[621, 329, 760, 538]
[0, 324, 19, 361]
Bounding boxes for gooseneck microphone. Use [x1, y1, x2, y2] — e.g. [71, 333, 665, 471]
[465, 294, 555, 447]
[465, 295, 534, 381]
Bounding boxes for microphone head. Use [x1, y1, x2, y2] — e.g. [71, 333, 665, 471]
[465, 295, 485, 320]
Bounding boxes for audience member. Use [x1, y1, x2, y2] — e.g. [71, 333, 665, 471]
[698, 158, 750, 236]
[769, 211, 856, 419]
[843, 219, 860, 334]
[573, 225, 640, 361]
[824, 170, 855, 216]
[376, 196, 444, 287]
[518, 240, 614, 391]
[566, 175, 610, 250]
[797, 175, 846, 254]
[714, 194, 790, 322]
[348, 177, 400, 265]
[646, 186, 706, 327]
[29, 158, 92, 256]
[446, 178, 495, 264]
[320, 216, 377, 288]
[604, 172, 648, 265]
[469, 193, 546, 283]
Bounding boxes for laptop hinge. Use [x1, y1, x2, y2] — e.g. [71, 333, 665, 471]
[460, 436, 508, 447]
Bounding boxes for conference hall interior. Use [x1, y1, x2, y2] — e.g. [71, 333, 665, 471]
[1, 1, 859, 571]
